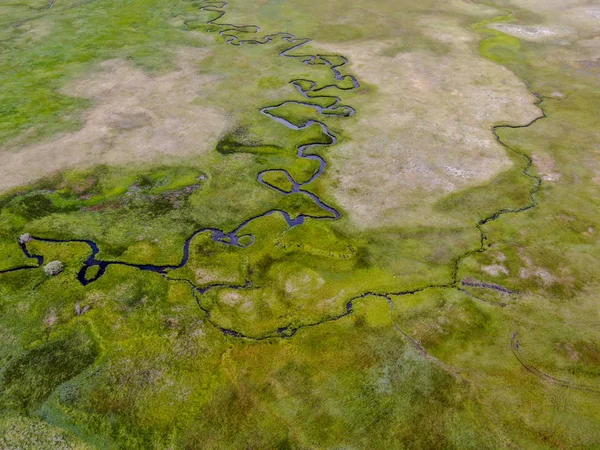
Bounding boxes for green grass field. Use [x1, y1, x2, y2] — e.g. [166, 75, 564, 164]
[1, 0, 599, 448]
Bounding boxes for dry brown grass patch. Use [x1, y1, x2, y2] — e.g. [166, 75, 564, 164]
[0, 47, 229, 192]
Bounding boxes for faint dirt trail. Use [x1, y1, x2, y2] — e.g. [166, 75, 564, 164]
[510, 332, 600, 393]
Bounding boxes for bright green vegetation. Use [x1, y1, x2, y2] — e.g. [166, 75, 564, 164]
[0, 0, 212, 146]
[1, 0, 599, 448]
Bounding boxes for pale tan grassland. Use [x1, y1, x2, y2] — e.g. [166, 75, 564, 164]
[319, 17, 540, 229]
[0, 48, 228, 192]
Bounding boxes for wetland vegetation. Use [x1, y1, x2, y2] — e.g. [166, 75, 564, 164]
[1, 0, 599, 448]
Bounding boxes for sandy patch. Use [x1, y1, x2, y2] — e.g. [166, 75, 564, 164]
[220, 291, 243, 307]
[519, 266, 555, 286]
[320, 23, 540, 228]
[482, 264, 509, 276]
[488, 23, 573, 41]
[218, 290, 254, 312]
[43, 311, 58, 328]
[532, 153, 561, 181]
[0, 47, 229, 192]
[582, 227, 595, 238]
[494, 252, 507, 262]
[519, 253, 556, 286]
[499, 1, 600, 36]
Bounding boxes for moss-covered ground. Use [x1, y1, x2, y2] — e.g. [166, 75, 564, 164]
[1, 0, 599, 448]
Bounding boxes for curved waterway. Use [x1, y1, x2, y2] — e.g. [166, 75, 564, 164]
[1, 1, 358, 286]
[1, 1, 548, 355]
[4, 0, 594, 398]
